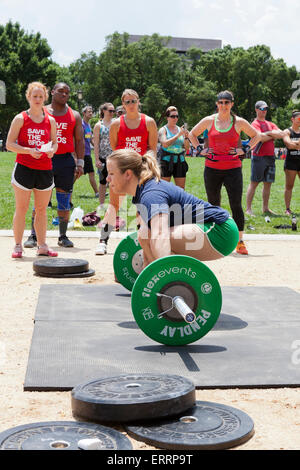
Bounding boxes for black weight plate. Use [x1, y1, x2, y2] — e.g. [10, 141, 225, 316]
[0, 421, 132, 450]
[126, 401, 254, 450]
[35, 268, 95, 278]
[33, 258, 89, 275]
[71, 374, 195, 423]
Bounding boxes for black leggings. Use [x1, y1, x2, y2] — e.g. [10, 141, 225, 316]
[204, 166, 244, 231]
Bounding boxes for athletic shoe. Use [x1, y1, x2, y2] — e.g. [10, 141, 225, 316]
[24, 234, 37, 248]
[95, 241, 107, 255]
[12, 244, 23, 258]
[37, 245, 58, 257]
[285, 208, 292, 216]
[58, 235, 74, 248]
[236, 240, 248, 255]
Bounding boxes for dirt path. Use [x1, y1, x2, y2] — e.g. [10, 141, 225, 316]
[0, 236, 299, 450]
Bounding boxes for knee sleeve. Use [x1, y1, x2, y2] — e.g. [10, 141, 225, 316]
[56, 191, 71, 211]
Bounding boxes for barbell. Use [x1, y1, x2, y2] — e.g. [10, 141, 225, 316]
[113, 232, 222, 346]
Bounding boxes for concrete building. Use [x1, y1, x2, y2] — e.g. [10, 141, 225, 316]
[127, 35, 222, 54]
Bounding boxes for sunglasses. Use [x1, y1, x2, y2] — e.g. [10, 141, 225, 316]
[218, 100, 231, 105]
[123, 99, 138, 105]
[258, 107, 268, 111]
[107, 109, 115, 113]
[169, 115, 179, 118]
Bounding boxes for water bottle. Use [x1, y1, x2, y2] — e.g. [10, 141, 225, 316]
[292, 215, 297, 231]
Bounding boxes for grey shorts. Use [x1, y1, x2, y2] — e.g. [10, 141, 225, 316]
[251, 156, 276, 183]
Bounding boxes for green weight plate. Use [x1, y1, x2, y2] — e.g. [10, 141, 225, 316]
[131, 255, 222, 346]
[113, 232, 143, 291]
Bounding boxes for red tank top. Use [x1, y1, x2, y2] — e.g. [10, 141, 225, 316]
[16, 111, 52, 170]
[207, 116, 241, 170]
[115, 113, 149, 155]
[45, 106, 76, 154]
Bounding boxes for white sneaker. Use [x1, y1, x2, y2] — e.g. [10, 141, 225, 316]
[95, 241, 107, 255]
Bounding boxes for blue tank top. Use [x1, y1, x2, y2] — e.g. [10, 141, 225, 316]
[163, 126, 185, 163]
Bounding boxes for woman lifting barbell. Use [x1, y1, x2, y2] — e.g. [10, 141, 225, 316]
[106, 148, 239, 269]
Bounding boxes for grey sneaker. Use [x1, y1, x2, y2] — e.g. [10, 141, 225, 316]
[58, 235, 74, 248]
[24, 234, 37, 248]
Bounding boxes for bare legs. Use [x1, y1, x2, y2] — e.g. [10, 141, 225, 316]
[12, 185, 52, 248]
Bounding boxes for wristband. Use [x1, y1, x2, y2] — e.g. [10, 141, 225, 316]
[76, 159, 84, 167]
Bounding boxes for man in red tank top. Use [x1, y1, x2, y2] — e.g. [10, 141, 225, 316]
[95, 89, 158, 255]
[25, 82, 85, 248]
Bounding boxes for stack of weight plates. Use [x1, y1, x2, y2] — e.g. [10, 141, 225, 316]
[33, 258, 95, 278]
[0, 373, 255, 450]
[70, 373, 255, 450]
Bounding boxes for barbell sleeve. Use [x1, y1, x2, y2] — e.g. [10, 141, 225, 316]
[173, 296, 196, 324]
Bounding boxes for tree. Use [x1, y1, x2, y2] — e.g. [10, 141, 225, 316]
[0, 21, 58, 137]
[69, 33, 217, 126]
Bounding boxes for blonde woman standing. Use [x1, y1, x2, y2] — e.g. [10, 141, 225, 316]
[6, 82, 58, 258]
[95, 89, 158, 255]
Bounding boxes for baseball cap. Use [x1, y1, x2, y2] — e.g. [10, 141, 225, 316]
[255, 100, 268, 109]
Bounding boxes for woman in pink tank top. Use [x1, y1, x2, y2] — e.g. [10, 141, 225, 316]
[95, 89, 158, 256]
[189, 91, 261, 255]
[6, 82, 58, 259]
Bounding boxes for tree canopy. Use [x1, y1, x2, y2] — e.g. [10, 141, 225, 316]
[0, 21, 58, 136]
[0, 24, 299, 138]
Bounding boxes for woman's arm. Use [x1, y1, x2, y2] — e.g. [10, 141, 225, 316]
[46, 117, 58, 158]
[109, 119, 120, 151]
[146, 117, 158, 153]
[188, 117, 212, 148]
[159, 125, 185, 148]
[93, 122, 102, 168]
[283, 129, 300, 149]
[6, 114, 42, 158]
[237, 118, 262, 149]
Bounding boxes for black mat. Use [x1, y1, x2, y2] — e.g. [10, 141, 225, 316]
[24, 285, 300, 391]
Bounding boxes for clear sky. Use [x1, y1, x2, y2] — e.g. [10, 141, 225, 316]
[1, 0, 300, 70]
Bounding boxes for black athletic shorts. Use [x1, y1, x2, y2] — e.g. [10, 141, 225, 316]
[84, 154, 95, 174]
[251, 156, 276, 183]
[284, 157, 300, 172]
[160, 158, 189, 178]
[98, 158, 108, 185]
[11, 163, 54, 191]
[52, 153, 76, 192]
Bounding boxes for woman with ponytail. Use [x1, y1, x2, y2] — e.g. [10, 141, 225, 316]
[189, 91, 261, 255]
[107, 149, 240, 269]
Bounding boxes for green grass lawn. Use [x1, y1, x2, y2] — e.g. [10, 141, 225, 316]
[0, 151, 299, 234]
